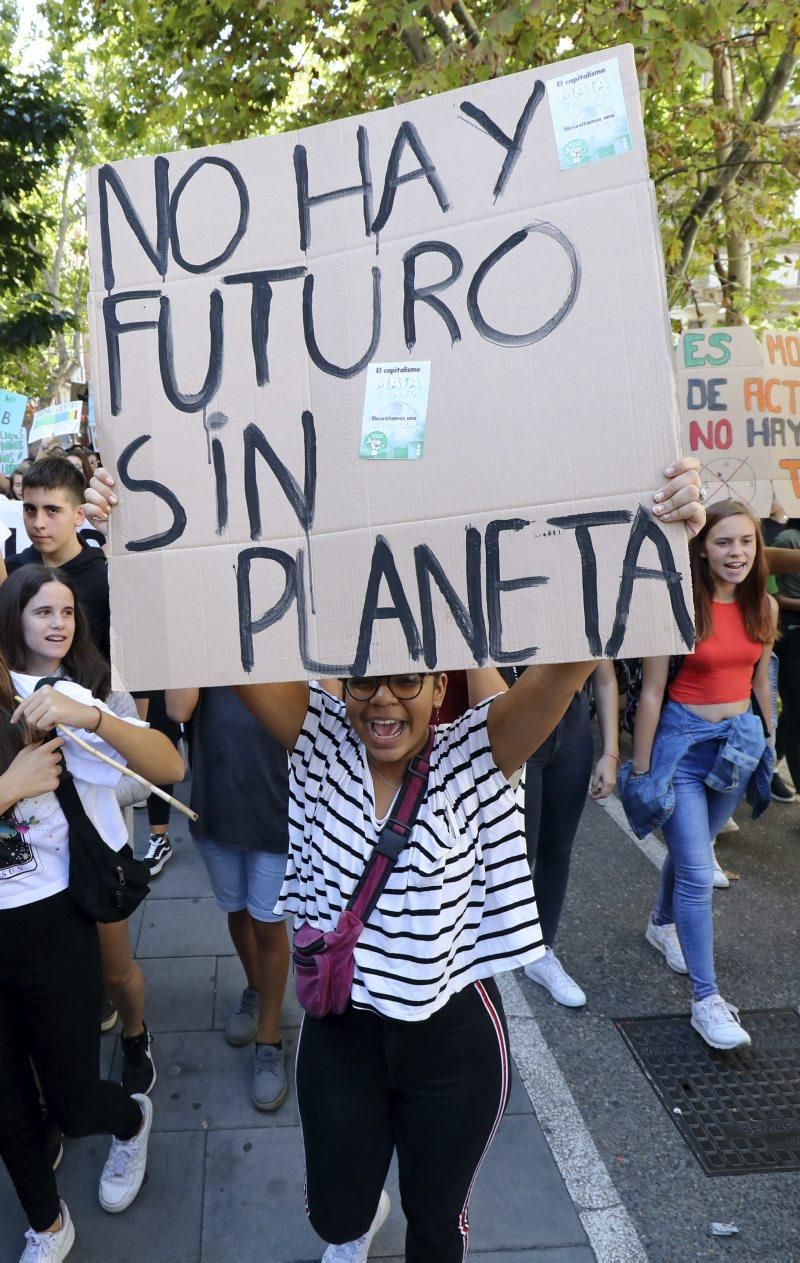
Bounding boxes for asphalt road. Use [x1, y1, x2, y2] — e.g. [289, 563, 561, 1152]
[521, 736, 800, 1263]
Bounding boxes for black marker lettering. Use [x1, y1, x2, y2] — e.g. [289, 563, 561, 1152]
[547, 511, 632, 656]
[294, 125, 373, 253]
[117, 434, 187, 551]
[98, 158, 170, 291]
[459, 81, 545, 201]
[414, 529, 487, 668]
[170, 157, 249, 274]
[352, 535, 423, 676]
[211, 436, 228, 535]
[243, 412, 316, 541]
[371, 121, 450, 236]
[158, 290, 223, 412]
[402, 242, 463, 351]
[485, 518, 547, 662]
[102, 292, 160, 416]
[303, 268, 381, 379]
[223, 267, 306, 386]
[235, 546, 297, 673]
[604, 507, 695, 656]
[468, 222, 581, 347]
[295, 549, 352, 675]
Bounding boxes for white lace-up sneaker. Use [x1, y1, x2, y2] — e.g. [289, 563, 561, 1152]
[20, 1201, 75, 1261]
[98, 1094, 152, 1213]
[524, 948, 586, 1007]
[645, 918, 688, 974]
[321, 1190, 391, 1262]
[711, 849, 730, 890]
[691, 994, 752, 1050]
[716, 817, 739, 836]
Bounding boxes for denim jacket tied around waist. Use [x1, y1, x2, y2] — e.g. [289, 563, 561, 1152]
[618, 701, 774, 840]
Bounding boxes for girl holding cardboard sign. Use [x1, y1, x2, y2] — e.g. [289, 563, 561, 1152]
[86, 460, 704, 1262]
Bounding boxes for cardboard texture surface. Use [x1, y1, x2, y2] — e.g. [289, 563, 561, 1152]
[87, 44, 693, 689]
[677, 327, 800, 517]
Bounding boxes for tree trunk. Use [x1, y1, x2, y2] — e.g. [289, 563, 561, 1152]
[712, 45, 751, 324]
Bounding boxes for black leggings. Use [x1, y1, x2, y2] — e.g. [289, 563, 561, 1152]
[297, 977, 510, 1263]
[0, 892, 142, 1230]
[524, 691, 594, 947]
[137, 690, 181, 829]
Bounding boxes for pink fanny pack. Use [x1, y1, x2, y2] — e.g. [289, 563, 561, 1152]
[293, 729, 434, 1019]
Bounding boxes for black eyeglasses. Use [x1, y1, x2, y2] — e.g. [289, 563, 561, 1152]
[344, 673, 426, 702]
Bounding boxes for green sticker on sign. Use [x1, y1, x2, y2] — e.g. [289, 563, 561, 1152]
[360, 362, 431, 460]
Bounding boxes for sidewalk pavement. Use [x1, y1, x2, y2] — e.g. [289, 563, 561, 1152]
[0, 802, 596, 1263]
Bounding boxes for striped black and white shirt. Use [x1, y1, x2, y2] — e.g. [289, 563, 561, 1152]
[276, 684, 544, 1021]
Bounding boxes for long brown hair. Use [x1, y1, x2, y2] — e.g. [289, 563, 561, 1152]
[690, 499, 773, 644]
[0, 655, 32, 774]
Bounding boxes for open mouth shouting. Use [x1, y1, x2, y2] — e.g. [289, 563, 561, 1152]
[367, 716, 407, 746]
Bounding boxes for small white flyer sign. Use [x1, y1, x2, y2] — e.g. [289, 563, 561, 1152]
[547, 57, 632, 169]
[29, 400, 83, 444]
[360, 362, 431, 460]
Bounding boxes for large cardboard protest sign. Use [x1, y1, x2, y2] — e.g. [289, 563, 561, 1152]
[677, 327, 800, 517]
[87, 45, 693, 690]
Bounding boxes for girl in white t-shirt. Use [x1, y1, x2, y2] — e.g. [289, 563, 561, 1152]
[87, 460, 705, 1263]
[0, 563, 184, 1263]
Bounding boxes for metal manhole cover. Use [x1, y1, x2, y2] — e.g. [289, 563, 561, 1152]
[615, 1008, 800, 1175]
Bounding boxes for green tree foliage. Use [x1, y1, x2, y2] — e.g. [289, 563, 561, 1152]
[0, 32, 83, 359]
[14, 0, 800, 400]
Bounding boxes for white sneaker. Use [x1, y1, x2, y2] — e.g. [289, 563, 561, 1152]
[645, 918, 688, 974]
[524, 948, 586, 1007]
[20, 1201, 75, 1261]
[98, 1094, 152, 1213]
[716, 817, 739, 836]
[711, 850, 730, 889]
[691, 994, 751, 1050]
[321, 1190, 391, 1262]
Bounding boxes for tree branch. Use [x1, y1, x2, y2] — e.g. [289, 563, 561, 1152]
[667, 36, 798, 305]
[452, 1, 481, 49]
[400, 20, 435, 66]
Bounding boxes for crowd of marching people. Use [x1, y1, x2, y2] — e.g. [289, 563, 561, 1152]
[1, 441, 798, 1262]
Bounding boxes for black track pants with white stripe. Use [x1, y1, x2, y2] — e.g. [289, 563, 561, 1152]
[297, 976, 510, 1262]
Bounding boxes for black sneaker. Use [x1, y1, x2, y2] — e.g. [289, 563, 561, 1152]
[100, 995, 119, 1032]
[144, 833, 173, 875]
[771, 773, 797, 803]
[121, 1024, 157, 1096]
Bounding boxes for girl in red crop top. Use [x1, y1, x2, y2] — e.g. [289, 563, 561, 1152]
[632, 500, 777, 1053]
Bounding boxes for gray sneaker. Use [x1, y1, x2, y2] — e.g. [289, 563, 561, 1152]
[253, 1043, 288, 1112]
[225, 987, 259, 1047]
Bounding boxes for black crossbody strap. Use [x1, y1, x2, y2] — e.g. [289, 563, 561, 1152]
[347, 726, 435, 923]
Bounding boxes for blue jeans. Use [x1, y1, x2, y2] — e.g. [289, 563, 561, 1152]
[653, 737, 748, 1001]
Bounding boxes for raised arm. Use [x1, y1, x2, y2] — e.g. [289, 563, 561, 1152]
[487, 661, 594, 779]
[166, 688, 200, 724]
[232, 682, 311, 751]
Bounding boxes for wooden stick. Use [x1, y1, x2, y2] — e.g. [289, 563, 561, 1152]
[14, 697, 198, 822]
